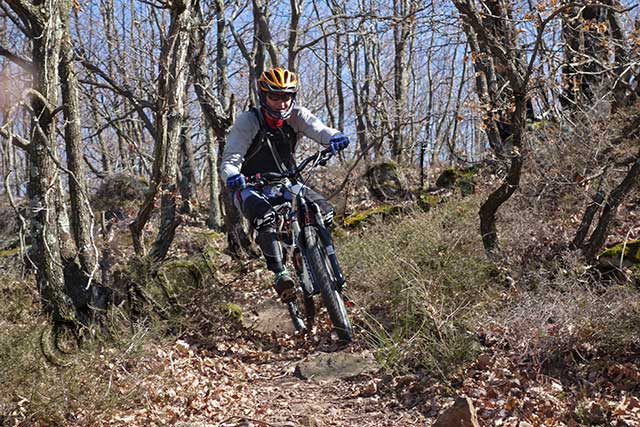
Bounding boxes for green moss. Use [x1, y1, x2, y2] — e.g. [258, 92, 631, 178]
[417, 193, 445, 211]
[222, 303, 243, 322]
[342, 204, 404, 228]
[159, 260, 205, 298]
[202, 245, 220, 273]
[599, 240, 640, 264]
[200, 230, 224, 241]
[365, 162, 407, 201]
[0, 247, 21, 257]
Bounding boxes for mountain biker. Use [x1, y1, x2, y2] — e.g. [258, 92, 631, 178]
[220, 67, 350, 304]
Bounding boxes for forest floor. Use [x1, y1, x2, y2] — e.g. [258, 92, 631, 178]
[85, 247, 640, 427]
[3, 169, 640, 426]
[88, 253, 431, 427]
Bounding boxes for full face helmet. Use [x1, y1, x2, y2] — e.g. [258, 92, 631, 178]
[257, 67, 298, 120]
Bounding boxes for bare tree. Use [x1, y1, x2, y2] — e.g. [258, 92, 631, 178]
[189, 0, 233, 234]
[559, 0, 632, 111]
[3, 0, 105, 326]
[60, 9, 98, 281]
[130, 0, 193, 261]
[390, 0, 418, 162]
[453, 0, 532, 256]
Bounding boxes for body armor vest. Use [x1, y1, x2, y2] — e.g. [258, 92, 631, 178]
[240, 108, 298, 177]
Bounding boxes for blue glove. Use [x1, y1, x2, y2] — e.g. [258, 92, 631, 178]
[226, 173, 246, 191]
[329, 133, 350, 154]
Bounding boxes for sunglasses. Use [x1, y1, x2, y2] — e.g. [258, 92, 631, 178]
[266, 93, 294, 102]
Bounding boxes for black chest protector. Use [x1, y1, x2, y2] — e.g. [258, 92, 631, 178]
[240, 108, 298, 177]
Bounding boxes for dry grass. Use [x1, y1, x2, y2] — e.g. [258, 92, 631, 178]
[338, 196, 501, 379]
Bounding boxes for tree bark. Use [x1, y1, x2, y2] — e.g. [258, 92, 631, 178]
[453, 0, 529, 257]
[7, 0, 71, 322]
[190, 0, 232, 231]
[60, 14, 98, 278]
[178, 120, 196, 214]
[584, 155, 640, 260]
[130, 0, 193, 260]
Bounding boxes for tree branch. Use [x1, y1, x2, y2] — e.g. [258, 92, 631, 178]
[0, 44, 34, 72]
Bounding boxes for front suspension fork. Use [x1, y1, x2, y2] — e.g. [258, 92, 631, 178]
[299, 199, 346, 291]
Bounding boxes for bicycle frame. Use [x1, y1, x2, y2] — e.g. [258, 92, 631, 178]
[247, 149, 350, 336]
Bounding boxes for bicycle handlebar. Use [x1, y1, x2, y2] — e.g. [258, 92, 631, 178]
[247, 148, 335, 184]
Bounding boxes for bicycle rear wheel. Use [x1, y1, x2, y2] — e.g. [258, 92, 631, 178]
[303, 227, 353, 342]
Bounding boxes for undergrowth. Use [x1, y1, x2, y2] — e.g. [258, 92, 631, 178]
[0, 251, 227, 426]
[339, 195, 499, 380]
[490, 256, 640, 372]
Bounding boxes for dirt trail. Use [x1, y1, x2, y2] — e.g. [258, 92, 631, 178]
[97, 262, 428, 427]
[105, 316, 428, 426]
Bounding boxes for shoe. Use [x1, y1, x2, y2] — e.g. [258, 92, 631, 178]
[274, 271, 296, 303]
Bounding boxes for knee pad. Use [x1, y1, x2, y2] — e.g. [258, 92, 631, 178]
[253, 209, 276, 231]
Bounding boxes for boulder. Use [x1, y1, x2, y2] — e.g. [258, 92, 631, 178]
[435, 167, 477, 196]
[365, 162, 408, 201]
[92, 173, 148, 217]
[598, 240, 640, 268]
[416, 189, 447, 212]
[294, 351, 378, 380]
[433, 396, 480, 427]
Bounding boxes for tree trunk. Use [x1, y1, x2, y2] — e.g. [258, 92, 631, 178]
[453, 0, 529, 257]
[178, 120, 196, 214]
[60, 16, 98, 278]
[584, 155, 640, 260]
[252, 0, 280, 67]
[287, 0, 302, 71]
[190, 0, 232, 231]
[478, 98, 527, 255]
[391, 0, 415, 162]
[130, 0, 193, 260]
[148, 0, 193, 261]
[8, 0, 70, 322]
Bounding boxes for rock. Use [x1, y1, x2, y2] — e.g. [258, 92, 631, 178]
[342, 204, 404, 228]
[243, 299, 296, 335]
[433, 397, 480, 427]
[598, 239, 640, 268]
[295, 351, 378, 380]
[92, 173, 148, 214]
[297, 414, 323, 426]
[434, 167, 477, 196]
[365, 162, 408, 201]
[416, 190, 446, 212]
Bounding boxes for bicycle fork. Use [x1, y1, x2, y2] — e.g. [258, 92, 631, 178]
[297, 197, 346, 292]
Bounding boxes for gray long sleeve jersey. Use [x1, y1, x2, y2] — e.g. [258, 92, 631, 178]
[220, 105, 340, 183]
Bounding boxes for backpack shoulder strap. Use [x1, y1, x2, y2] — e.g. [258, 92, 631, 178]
[243, 107, 267, 162]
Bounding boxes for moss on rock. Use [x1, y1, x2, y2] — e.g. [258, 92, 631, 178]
[0, 247, 21, 257]
[435, 167, 477, 196]
[417, 193, 445, 212]
[222, 303, 244, 322]
[159, 259, 206, 294]
[365, 162, 407, 201]
[343, 204, 404, 228]
[598, 240, 640, 266]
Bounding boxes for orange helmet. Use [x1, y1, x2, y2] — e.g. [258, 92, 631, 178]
[258, 67, 298, 94]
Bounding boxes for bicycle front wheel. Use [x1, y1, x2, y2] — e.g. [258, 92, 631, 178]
[303, 227, 353, 342]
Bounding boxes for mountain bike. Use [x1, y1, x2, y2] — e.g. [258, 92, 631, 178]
[246, 149, 353, 342]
